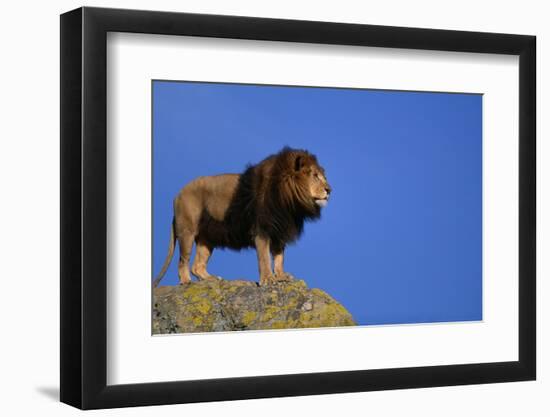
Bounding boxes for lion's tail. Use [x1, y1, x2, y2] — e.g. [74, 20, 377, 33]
[152, 217, 176, 288]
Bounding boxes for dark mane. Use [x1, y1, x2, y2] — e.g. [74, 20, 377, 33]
[197, 147, 322, 252]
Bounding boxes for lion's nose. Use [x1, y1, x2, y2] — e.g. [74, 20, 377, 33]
[325, 186, 331, 195]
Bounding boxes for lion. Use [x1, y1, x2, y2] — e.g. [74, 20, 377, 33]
[152, 147, 331, 287]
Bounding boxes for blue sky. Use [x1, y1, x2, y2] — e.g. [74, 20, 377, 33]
[152, 80, 482, 326]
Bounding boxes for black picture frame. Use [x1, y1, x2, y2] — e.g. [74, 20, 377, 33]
[60, 6, 536, 410]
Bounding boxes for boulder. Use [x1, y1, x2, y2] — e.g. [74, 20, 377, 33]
[153, 279, 356, 334]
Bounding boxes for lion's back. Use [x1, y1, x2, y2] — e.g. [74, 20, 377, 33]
[175, 174, 240, 222]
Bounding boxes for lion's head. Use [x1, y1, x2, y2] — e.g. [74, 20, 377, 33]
[268, 147, 331, 218]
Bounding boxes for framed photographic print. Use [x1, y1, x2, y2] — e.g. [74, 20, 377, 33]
[60, 6, 536, 409]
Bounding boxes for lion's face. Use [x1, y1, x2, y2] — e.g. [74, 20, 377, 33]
[300, 163, 331, 208]
[277, 150, 332, 214]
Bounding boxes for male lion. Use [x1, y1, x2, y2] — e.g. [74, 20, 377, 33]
[153, 147, 331, 287]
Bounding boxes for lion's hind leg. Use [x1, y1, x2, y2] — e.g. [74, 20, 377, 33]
[177, 230, 195, 285]
[191, 241, 222, 281]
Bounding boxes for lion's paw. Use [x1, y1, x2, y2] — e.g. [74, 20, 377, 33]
[199, 274, 223, 282]
[274, 272, 295, 282]
[259, 274, 277, 286]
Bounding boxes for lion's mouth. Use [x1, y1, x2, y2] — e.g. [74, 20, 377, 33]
[315, 198, 328, 207]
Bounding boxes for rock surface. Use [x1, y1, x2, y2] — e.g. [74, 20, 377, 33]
[153, 279, 356, 334]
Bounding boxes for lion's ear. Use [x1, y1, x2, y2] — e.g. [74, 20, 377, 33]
[294, 155, 303, 172]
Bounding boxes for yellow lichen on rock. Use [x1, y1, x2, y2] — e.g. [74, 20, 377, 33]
[153, 279, 356, 334]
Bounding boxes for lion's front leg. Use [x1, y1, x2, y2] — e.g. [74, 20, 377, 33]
[272, 248, 294, 282]
[255, 235, 276, 286]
